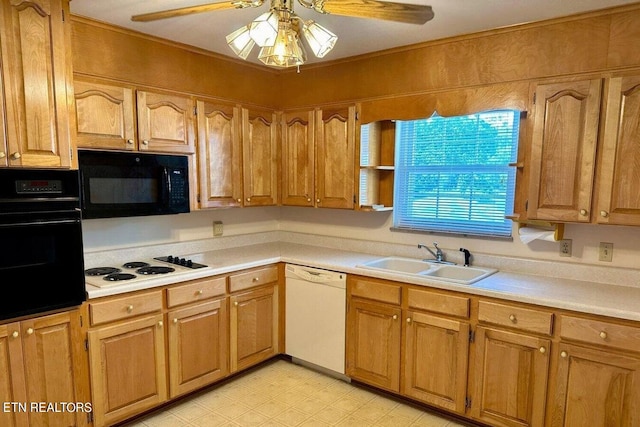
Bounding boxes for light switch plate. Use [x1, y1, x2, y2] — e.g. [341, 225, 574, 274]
[559, 239, 572, 257]
[213, 221, 223, 237]
[598, 242, 613, 262]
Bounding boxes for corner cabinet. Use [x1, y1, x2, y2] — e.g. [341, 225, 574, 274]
[526, 73, 640, 225]
[73, 78, 196, 154]
[281, 109, 316, 207]
[0, 0, 73, 168]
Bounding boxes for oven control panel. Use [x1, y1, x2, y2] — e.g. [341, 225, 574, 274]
[16, 179, 63, 194]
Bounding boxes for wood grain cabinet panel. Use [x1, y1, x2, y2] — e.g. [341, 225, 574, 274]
[548, 343, 640, 427]
[402, 310, 469, 413]
[167, 298, 228, 398]
[527, 78, 602, 222]
[196, 99, 243, 208]
[0, 0, 72, 167]
[281, 109, 315, 207]
[596, 74, 640, 226]
[471, 327, 550, 427]
[242, 107, 279, 206]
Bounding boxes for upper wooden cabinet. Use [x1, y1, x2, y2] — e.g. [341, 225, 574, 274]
[316, 105, 356, 209]
[242, 107, 279, 206]
[196, 99, 243, 208]
[527, 74, 640, 226]
[595, 74, 640, 226]
[527, 78, 602, 222]
[0, 0, 73, 168]
[73, 78, 196, 154]
[281, 109, 315, 207]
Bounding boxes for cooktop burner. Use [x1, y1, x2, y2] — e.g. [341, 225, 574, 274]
[122, 261, 150, 269]
[85, 267, 121, 276]
[103, 273, 137, 281]
[136, 266, 176, 275]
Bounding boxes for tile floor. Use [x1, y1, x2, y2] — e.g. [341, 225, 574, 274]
[123, 358, 475, 427]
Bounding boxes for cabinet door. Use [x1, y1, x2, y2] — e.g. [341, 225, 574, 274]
[548, 343, 640, 427]
[136, 90, 196, 154]
[346, 298, 401, 392]
[167, 299, 228, 398]
[230, 285, 278, 372]
[242, 107, 279, 206]
[196, 100, 243, 208]
[0, 0, 72, 167]
[316, 105, 356, 209]
[402, 311, 469, 413]
[596, 75, 640, 226]
[281, 109, 315, 207]
[527, 79, 601, 222]
[0, 322, 27, 427]
[21, 311, 88, 427]
[470, 327, 550, 427]
[74, 79, 136, 150]
[88, 314, 167, 427]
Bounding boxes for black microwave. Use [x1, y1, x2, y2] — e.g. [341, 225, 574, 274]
[78, 150, 190, 219]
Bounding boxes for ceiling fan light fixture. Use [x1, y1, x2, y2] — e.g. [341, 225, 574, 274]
[226, 25, 256, 59]
[302, 20, 337, 58]
[258, 21, 307, 68]
[249, 11, 279, 47]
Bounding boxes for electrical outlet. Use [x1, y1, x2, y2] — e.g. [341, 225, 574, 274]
[559, 239, 572, 257]
[213, 221, 223, 237]
[599, 242, 613, 262]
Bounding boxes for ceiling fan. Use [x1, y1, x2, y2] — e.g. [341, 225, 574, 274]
[131, 0, 434, 68]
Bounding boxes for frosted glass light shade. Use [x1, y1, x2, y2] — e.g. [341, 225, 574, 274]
[249, 12, 279, 47]
[226, 25, 255, 59]
[258, 22, 307, 68]
[303, 20, 337, 58]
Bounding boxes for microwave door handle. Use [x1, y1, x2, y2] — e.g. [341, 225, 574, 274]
[162, 167, 170, 204]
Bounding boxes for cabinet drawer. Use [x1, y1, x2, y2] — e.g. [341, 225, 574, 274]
[407, 288, 470, 318]
[349, 277, 401, 305]
[560, 315, 640, 353]
[478, 301, 553, 335]
[167, 276, 226, 307]
[90, 291, 163, 326]
[229, 265, 278, 293]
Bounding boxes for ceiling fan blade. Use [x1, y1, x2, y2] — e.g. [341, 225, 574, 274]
[131, 1, 241, 22]
[320, 0, 433, 24]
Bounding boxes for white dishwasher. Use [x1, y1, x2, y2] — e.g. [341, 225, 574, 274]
[285, 264, 347, 377]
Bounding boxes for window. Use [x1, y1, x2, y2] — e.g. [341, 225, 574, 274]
[394, 110, 520, 238]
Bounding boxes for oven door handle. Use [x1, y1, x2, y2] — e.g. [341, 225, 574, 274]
[0, 218, 81, 228]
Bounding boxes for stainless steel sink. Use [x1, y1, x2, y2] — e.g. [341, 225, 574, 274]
[357, 257, 497, 285]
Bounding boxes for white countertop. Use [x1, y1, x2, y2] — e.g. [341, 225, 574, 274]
[84, 242, 640, 322]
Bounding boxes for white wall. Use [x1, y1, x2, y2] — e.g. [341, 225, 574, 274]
[83, 206, 640, 270]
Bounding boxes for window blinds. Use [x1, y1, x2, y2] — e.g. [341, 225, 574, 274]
[393, 110, 520, 237]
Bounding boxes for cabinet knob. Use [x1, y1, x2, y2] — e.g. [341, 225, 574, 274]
[11, 152, 21, 160]
[307, 198, 311, 202]
[196, 290, 203, 296]
[406, 318, 412, 323]
[237, 198, 242, 203]
[316, 198, 321, 203]
[509, 314, 517, 323]
[392, 314, 398, 320]
[11, 331, 19, 338]
[126, 139, 134, 145]
[560, 351, 568, 358]
[158, 321, 163, 327]
[234, 301, 239, 306]
[579, 209, 588, 216]
[539, 346, 546, 354]
[0, 152, 5, 158]
[252, 277, 260, 282]
[26, 328, 34, 335]
[126, 305, 134, 313]
[142, 140, 149, 145]
[173, 318, 178, 324]
[599, 331, 608, 339]
[246, 197, 251, 202]
[600, 210, 609, 218]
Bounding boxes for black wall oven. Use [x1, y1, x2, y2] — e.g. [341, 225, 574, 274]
[0, 168, 86, 321]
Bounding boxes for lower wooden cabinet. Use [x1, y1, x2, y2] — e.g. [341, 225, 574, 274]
[470, 327, 550, 427]
[346, 298, 401, 392]
[88, 313, 167, 427]
[167, 298, 228, 398]
[0, 309, 90, 427]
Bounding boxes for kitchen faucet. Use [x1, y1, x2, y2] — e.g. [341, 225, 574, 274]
[418, 242, 445, 263]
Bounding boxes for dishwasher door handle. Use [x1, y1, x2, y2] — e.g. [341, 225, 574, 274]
[289, 268, 342, 283]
